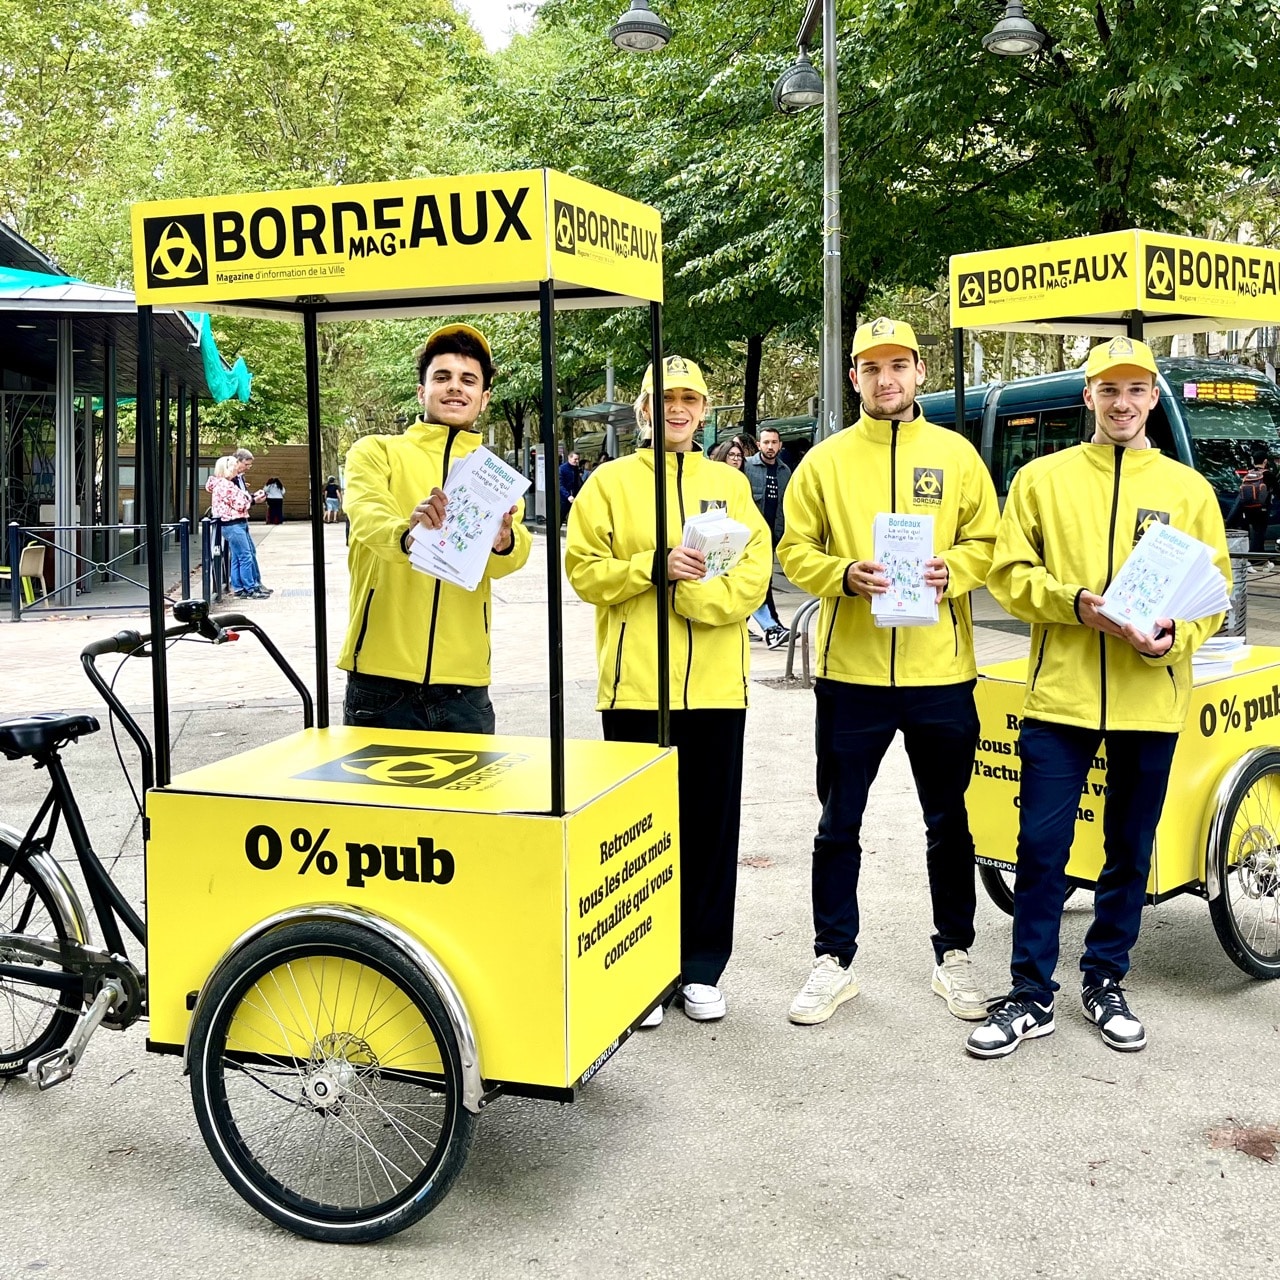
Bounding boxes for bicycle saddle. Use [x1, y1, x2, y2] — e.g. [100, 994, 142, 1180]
[0, 712, 100, 760]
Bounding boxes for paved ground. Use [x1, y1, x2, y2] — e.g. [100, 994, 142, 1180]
[1, 523, 1278, 1278]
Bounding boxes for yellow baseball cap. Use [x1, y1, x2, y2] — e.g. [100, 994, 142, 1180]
[422, 322, 492, 359]
[1084, 336, 1158, 380]
[641, 355, 709, 398]
[851, 317, 920, 360]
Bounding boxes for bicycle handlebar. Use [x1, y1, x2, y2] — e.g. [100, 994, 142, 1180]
[78, 600, 315, 798]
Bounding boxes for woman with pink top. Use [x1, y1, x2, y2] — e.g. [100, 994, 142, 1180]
[206, 456, 267, 599]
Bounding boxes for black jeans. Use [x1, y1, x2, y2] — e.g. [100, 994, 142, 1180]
[812, 679, 979, 966]
[1011, 718, 1178, 1002]
[602, 708, 746, 987]
[343, 673, 496, 734]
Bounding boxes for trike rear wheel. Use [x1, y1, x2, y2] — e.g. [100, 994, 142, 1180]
[1209, 752, 1280, 978]
[0, 845, 81, 1076]
[188, 919, 475, 1242]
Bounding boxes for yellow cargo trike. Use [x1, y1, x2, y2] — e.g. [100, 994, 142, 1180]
[0, 171, 686, 1243]
[945, 230, 1280, 985]
[971, 653, 1280, 980]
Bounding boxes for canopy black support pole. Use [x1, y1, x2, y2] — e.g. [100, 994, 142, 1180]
[1128, 309, 1146, 341]
[539, 280, 565, 815]
[137, 305, 171, 788]
[302, 309, 330, 728]
[952, 328, 965, 438]
[650, 301, 669, 750]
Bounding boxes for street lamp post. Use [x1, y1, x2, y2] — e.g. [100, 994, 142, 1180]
[774, 1, 842, 441]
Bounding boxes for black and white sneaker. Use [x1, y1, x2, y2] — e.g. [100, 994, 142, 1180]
[965, 996, 1055, 1059]
[1081, 978, 1147, 1052]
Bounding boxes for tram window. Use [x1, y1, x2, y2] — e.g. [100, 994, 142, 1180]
[1040, 407, 1084, 453]
[994, 413, 1038, 493]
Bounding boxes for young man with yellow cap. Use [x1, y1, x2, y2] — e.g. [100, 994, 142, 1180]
[338, 322, 531, 732]
[966, 336, 1229, 1059]
[778, 318, 1000, 1026]
[566, 355, 772, 1024]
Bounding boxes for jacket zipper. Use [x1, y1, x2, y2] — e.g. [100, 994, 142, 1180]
[889, 421, 899, 687]
[821, 599, 840, 678]
[609, 622, 627, 709]
[422, 428, 460, 685]
[1029, 631, 1048, 691]
[740, 626, 748, 705]
[1166, 665, 1176, 699]
[484, 600, 490, 666]
[1100, 447, 1124, 730]
[352, 588, 375, 673]
[676, 453, 693, 711]
[948, 599, 959, 658]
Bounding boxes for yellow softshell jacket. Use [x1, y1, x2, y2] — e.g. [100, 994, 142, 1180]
[777, 409, 999, 687]
[565, 448, 773, 711]
[337, 420, 531, 685]
[989, 442, 1230, 732]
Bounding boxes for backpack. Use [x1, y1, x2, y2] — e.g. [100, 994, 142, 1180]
[1239, 467, 1269, 510]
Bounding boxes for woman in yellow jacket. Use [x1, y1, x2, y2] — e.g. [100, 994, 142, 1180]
[565, 356, 772, 1024]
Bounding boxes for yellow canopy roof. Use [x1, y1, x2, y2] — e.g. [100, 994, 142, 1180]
[950, 230, 1280, 337]
[131, 169, 662, 321]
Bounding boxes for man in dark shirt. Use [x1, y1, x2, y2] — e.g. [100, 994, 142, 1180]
[743, 427, 791, 648]
[559, 451, 583, 521]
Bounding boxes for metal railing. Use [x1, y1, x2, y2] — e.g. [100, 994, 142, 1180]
[5, 520, 190, 621]
[784, 596, 821, 687]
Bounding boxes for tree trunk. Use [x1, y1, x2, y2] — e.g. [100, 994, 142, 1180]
[1194, 332, 1210, 357]
[743, 334, 763, 437]
[1001, 331, 1016, 381]
[841, 281, 869, 425]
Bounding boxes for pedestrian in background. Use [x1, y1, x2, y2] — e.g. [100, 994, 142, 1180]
[324, 475, 344, 522]
[206, 456, 268, 600]
[744, 425, 791, 649]
[264, 477, 286, 525]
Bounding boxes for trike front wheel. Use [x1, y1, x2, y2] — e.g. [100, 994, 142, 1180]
[188, 918, 476, 1242]
[1208, 751, 1280, 978]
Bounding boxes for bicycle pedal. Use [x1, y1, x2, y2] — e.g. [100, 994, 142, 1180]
[28, 1048, 75, 1090]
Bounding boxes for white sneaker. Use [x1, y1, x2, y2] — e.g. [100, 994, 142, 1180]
[788, 954, 859, 1025]
[680, 983, 726, 1021]
[640, 1003, 664, 1028]
[931, 949, 989, 1021]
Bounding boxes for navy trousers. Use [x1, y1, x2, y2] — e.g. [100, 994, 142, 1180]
[1010, 718, 1178, 1002]
[812, 679, 980, 967]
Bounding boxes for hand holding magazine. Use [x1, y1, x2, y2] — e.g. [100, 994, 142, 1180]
[871, 513, 938, 628]
[681, 510, 751, 579]
[1099, 520, 1229, 635]
[408, 446, 530, 592]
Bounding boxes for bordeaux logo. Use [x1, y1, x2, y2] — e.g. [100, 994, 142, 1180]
[1145, 247, 1176, 301]
[143, 215, 208, 288]
[296, 744, 526, 790]
[913, 467, 944, 506]
[958, 273, 985, 307]
[1134, 508, 1170, 544]
[554, 200, 576, 254]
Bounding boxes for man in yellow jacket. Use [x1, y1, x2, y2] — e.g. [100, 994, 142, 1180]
[967, 336, 1230, 1059]
[566, 356, 772, 1023]
[778, 318, 1000, 1026]
[338, 323, 531, 732]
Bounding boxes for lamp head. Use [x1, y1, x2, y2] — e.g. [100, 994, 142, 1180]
[772, 47, 825, 114]
[609, 0, 672, 53]
[982, 2, 1046, 57]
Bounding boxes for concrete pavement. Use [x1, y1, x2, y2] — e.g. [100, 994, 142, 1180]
[1, 522, 1278, 1279]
